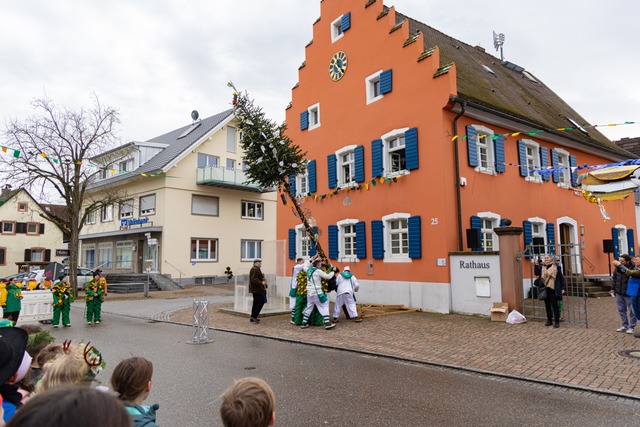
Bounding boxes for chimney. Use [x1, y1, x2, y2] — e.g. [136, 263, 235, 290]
[1, 184, 12, 198]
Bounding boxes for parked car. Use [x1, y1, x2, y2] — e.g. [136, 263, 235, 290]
[63, 267, 95, 290]
[1, 272, 29, 283]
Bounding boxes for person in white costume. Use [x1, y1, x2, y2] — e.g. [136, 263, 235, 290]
[289, 258, 307, 324]
[332, 266, 361, 323]
[301, 257, 336, 330]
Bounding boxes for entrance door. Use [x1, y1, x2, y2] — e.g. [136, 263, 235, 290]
[143, 241, 159, 272]
[560, 223, 574, 275]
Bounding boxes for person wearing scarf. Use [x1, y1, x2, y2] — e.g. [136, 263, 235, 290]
[541, 255, 560, 328]
[300, 257, 336, 330]
[332, 266, 361, 323]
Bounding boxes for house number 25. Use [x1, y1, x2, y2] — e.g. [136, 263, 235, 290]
[431, 218, 438, 225]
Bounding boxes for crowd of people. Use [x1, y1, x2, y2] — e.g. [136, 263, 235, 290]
[1, 270, 107, 328]
[0, 320, 275, 426]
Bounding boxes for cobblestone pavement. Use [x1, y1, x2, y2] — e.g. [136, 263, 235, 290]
[102, 285, 640, 399]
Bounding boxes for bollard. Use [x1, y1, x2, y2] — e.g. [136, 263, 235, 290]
[185, 298, 214, 344]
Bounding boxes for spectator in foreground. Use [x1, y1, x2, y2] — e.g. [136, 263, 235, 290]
[6, 385, 130, 427]
[220, 377, 275, 427]
[0, 327, 29, 423]
[611, 254, 637, 334]
[110, 356, 159, 427]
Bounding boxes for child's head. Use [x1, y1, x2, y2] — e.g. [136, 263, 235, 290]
[5, 385, 130, 427]
[110, 357, 153, 403]
[36, 343, 65, 369]
[39, 347, 90, 391]
[220, 377, 275, 427]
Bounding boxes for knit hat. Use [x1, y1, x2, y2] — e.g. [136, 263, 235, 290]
[0, 327, 28, 384]
[343, 266, 351, 271]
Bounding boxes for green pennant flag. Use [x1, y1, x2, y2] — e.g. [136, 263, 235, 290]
[13, 150, 20, 158]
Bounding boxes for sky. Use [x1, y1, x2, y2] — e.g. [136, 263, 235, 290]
[0, 0, 639, 148]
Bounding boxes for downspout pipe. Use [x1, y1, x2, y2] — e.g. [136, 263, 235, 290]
[451, 98, 466, 252]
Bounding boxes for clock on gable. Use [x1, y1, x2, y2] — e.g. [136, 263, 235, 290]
[328, 51, 348, 81]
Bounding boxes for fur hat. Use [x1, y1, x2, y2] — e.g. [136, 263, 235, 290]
[343, 266, 351, 271]
[0, 327, 28, 384]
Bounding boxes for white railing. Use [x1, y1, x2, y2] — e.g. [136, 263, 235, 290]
[196, 166, 269, 191]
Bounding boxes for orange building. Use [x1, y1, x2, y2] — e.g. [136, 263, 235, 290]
[278, 0, 636, 313]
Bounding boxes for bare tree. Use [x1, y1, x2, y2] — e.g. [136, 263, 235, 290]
[229, 82, 327, 260]
[1, 94, 129, 294]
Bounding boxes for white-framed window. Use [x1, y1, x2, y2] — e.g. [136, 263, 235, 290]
[139, 194, 156, 216]
[241, 200, 264, 220]
[615, 224, 629, 255]
[331, 15, 345, 42]
[119, 199, 134, 219]
[555, 148, 571, 186]
[529, 216, 547, 254]
[191, 238, 218, 262]
[241, 158, 248, 172]
[381, 128, 410, 177]
[226, 126, 236, 153]
[337, 219, 358, 262]
[307, 103, 320, 130]
[101, 204, 113, 222]
[115, 240, 134, 269]
[1, 221, 15, 234]
[98, 242, 113, 269]
[336, 145, 357, 188]
[226, 158, 236, 170]
[241, 240, 263, 261]
[30, 248, 44, 262]
[365, 70, 383, 104]
[99, 166, 114, 180]
[477, 212, 500, 252]
[191, 195, 219, 216]
[471, 125, 496, 175]
[26, 222, 39, 235]
[197, 153, 219, 168]
[85, 210, 96, 225]
[118, 158, 134, 173]
[82, 244, 96, 269]
[383, 213, 410, 261]
[523, 139, 542, 182]
[296, 224, 311, 258]
[296, 166, 309, 196]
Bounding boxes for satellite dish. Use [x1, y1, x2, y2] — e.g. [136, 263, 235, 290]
[191, 110, 199, 121]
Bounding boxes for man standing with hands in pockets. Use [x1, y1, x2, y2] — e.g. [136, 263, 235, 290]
[249, 259, 267, 323]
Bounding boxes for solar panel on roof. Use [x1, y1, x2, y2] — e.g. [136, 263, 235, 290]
[502, 61, 525, 73]
[177, 122, 201, 139]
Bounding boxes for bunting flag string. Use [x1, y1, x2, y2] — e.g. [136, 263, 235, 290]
[451, 120, 639, 142]
[1, 144, 177, 178]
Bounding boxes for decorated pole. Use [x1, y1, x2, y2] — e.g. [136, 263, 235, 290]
[229, 82, 327, 261]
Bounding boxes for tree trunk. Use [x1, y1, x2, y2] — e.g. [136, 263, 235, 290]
[282, 182, 327, 262]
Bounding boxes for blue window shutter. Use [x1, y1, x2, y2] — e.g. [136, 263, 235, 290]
[628, 229, 636, 256]
[523, 220, 533, 258]
[288, 229, 296, 260]
[551, 149, 560, 183]
[289, 174, 296, 196]
[517, 140, 528, 177]
[371, 139, 383, 178]
[341, 12, 351, 31]
[328, 225, 339, 260]
[371, 220, 384, 259]
[494, 135, 505, 173]
[380, 69, 393, 94]
[466, 125, 478, 167]
[470, 216, 482, 251]
[405, 128, 419, 171]
[546, 223, 556, 255]
[569, 155, 578, 187]
[300, 111, 309, 130]
[354, 145, 365, 183]
[327, 154, 337, 189]
[612, 228, 620, 259]
[540, 146, 550, 182]
[356, 221, 367, 259]
[408, 216, 422, 259]
[309, 226, 318, 257]
[308, 160, 317, 193]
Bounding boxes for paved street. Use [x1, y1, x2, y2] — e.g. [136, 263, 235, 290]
[42, 300, 639, 427]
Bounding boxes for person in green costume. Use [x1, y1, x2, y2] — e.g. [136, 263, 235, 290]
[51, 274, 74, 328]
[85, 269, 107, 325]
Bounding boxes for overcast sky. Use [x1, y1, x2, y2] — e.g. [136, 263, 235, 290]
[1, 0, 638, 148]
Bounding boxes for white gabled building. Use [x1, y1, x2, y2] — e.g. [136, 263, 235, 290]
[0, 187, 66, 277]
[80, 109, 276, 283]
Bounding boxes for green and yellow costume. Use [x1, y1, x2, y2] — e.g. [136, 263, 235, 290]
[85, 277, 107, 323]
[52, 279, 74, 326]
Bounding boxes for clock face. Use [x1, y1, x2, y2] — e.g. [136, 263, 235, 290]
[328, 51, 348, 81]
